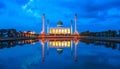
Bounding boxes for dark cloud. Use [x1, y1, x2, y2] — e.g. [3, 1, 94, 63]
[0, 2, 6, 9]
[0, 1, 6, 14]
[57, 0, 120, 19]
[59, 0, 120, 11]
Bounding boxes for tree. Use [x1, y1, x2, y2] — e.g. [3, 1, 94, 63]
[108, 30, 112, 37]
[119, 30, 120, 37]
[111, 30, 117, 37]
[0, 29, 7, 37]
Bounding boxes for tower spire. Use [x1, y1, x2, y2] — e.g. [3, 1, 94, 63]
[47, 20, 49, 34]
[74, 13, 79, 34]
[74, 40, 79, 62]
[71, 20, 73, 34]
[41, 13, 45, 34]
[41, 40, 45, 62]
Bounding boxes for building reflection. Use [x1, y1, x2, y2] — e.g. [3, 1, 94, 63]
[0, 40, 38, 49]
[49, 41, 71, 55]
[40, 40, 79, 62]
[40, 39, 120, 62]
[81, 39, 120, 50]
[0, 39, 120, 62]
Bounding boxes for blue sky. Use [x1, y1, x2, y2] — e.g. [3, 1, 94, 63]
[0, 0, 120, 33]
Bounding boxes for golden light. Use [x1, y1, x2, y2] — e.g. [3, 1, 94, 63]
[59, 29, 62, 34]
[49, 41, 71, 48]
[56, 29, 59, 34]
[67, 41, 71, 47]
[59, 41, 61, 46]
[62, 29, 65, 34]
[67, 29, 71, 34]
[56, 41, 59, 46]
[62, 41, 65, 46]
[49, 28, 71, 34]
[53, 42, 55, 46]
[65, 41, 67, 46]
[53, 29, 55, 34]
[64, 29, 67, 34]
[50, 29, 52, 34]
[50, 42, 52, 46]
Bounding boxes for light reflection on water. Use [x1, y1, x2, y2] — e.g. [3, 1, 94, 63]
[0, 39, 120, 69]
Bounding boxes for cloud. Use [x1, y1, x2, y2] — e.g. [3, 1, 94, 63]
[56, 0, 120, 19]
[0, 0, 120, 32]
[0, 1, 6, 9]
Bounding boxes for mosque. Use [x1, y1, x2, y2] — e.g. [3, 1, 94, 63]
[40, 14, 78, 62]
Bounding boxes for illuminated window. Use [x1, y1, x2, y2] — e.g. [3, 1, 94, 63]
[67, 41, 71, 47]
[58, 29, 61, 34]
[65, 41, 67, 46]
[59, 41, 61, 46]
[67, 29, 71, 34]
[53, 41, 55, 46]
[62, 29, 65, 34]
[56, 41, 59, 46]
[56, 29, 59, 34]
[53, 29, 55, 34]
[65, 29, 67, 34]
[62, 41, 65, 46]
[50, 29, 53, 34]
[50, 42, 53, 46]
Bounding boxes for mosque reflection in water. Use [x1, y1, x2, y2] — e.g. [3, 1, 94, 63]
[0, 39, 120, 62]
[40, 40, 79, 62]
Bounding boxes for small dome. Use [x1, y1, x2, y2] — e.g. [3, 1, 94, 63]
[57, 48, 63, 54]
[57, 21, 63, 27]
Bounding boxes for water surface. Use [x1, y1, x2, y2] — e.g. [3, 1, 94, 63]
[0, 40, 120, 69]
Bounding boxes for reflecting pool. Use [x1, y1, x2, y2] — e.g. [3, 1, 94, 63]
[0, 39, 120, 69]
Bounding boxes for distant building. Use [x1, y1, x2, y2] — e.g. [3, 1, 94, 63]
[0, 29, 7, 37]
[8, 29, 17, 37]
[0, 29, 17, 38]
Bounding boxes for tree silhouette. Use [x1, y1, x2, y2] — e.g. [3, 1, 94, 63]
[119, 30, 120, 37]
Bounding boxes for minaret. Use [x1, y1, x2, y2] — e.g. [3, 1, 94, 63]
[41, 14, 45, 34]
[47, 20, 49, 34]
[74, 14, 79, 34]
[74, 40, 79, 62]
[41, 40, 45, 62]
[70, 20, 73, 34]
[46, 42, 49, 55]
[70, 41, 73, 56]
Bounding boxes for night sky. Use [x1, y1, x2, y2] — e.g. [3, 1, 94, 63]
[0, 1, 120, 69]
[0, 0, 120, 33]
